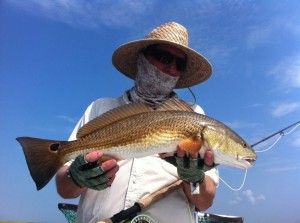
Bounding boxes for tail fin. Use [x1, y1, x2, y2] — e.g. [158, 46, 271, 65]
[16, 137, 65, 190]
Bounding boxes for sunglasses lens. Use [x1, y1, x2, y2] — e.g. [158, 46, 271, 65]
[155, 51, 174, 65]
[144, 48, 186, 72]
[176, 59, 186, 72]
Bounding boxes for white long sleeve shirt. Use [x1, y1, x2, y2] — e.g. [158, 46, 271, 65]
[69, 93, 219, 223]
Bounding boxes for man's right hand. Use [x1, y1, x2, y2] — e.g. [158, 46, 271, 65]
[68, 151, 119, 191]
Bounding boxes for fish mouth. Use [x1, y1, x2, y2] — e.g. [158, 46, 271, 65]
[213, 148, 257, 169]
[234, 157, 255, 169]
[244, 157, 256, 165]
[239, 157, 256, 168]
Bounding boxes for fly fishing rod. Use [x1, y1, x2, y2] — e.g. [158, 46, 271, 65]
[97, 180, 183, 223]
[251, 121, 300, 147]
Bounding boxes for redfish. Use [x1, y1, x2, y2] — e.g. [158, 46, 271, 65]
[17, 99, 256, 190]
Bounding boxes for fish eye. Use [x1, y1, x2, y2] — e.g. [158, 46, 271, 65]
[242, 142, 247, 148]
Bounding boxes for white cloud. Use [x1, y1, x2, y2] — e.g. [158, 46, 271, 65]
[286, 126, 300, 147]
[225, 121, 258, 129]
[229, 196, 242, 205]
[6, 0, 154, 30]
[271, 102, 299, 117]
[265, 165, 300, 173]
[229, 190, 266, 205]
[243, 189, 266, 204]
[256, 194, 266, 201]
[56, 115, 77, 124]
[246, 24, 276, 49]
[291, 131, 300, 147]
[245, 103, 264, 108]
[257, 158, 300, 173]
[268, 55, 300, 91]
[246, 13, 300, 49]
[243, 190, 255, 204]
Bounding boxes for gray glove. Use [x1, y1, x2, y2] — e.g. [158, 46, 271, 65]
[175, 154, 214, 184]
[68, 154, 110, 191]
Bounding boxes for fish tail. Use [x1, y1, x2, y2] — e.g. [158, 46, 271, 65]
[16, 137, 65, 190]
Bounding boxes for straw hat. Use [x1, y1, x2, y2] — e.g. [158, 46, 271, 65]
[112, 22, 212, 89]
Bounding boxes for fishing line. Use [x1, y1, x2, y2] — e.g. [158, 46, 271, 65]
[187, 87, 197, 105]
[219, 122, 300, 191]
[254, 122, 300, 153]
[218, 169, 248, 191]
[254, 134, 283, 153]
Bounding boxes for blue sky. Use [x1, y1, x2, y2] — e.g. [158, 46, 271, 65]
[1, 0, 300, 222]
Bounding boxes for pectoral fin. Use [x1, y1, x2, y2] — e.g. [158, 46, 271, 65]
[178, 134, 203, 154]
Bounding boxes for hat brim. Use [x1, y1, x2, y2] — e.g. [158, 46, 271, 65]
[112, 39, 212, 89]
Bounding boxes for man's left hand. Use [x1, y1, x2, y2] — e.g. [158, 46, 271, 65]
[176, 146, 214, 184]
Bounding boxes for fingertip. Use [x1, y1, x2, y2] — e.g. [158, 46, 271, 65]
[204, 150, 214, 166]
[85, 151, 103, 162]
[102, 159, 118, 171]
[205, 150, 214, 159]
[96, 151, 104, 158]
[107, 176, 116, 185]
[176, 146, 185, 157]
[190, 152, 198, 159]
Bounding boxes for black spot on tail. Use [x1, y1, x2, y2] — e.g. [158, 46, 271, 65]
[50, 143, 60, 152]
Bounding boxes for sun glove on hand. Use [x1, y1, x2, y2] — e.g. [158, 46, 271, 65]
[175, 154, 214, 184]
[68, 154, 110, 191]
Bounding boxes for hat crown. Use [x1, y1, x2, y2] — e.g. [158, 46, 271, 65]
[146, 22, 189, 47]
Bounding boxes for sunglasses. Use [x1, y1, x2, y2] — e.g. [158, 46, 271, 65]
[143, 48, 187, 72]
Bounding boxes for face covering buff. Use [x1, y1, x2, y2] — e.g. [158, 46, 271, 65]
[128, 54, 179, 108]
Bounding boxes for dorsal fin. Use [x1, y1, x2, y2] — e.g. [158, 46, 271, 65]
[156, 98, 194, 112]
[76, 98, 194, 138]
[77, 102, 151, 138]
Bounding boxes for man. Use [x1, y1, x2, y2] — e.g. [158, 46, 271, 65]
[56, 22, 219, 223]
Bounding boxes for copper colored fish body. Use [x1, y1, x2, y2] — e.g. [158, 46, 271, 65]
[17, 99, 257, 190]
